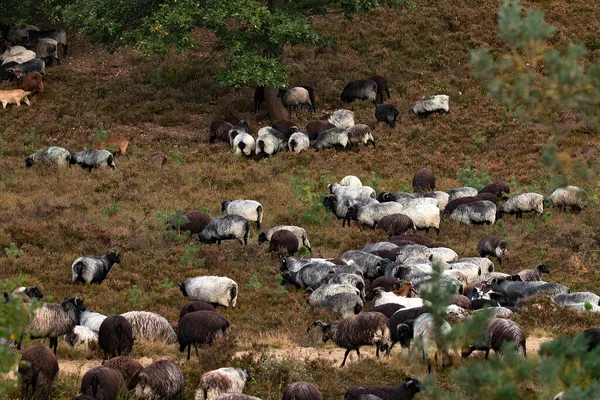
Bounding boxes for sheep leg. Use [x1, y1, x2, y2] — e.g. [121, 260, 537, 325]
[24, 383, 30, 400]
[194, 344, 199, 358]
[485, 349, 490, 359]
[50, 337, 58, 354]
[435, 228, 441, 236]
[341, 348, 352, 367]
[356, 348, 360, 358]
[376, 344, 380, 358]
[23, 96, 31, 106]
[187, 344, 191, 360]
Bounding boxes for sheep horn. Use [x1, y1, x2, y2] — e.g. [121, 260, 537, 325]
[306, 320, 327, 333]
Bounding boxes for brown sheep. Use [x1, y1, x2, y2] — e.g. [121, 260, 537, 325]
[167, 211, 211, 235]
[0, 88, 31, 109]
[102, 355, 143, 390]
[389, 233, 432, 246]
[19, 344, 59, 400]
[479, 180, 511, 199]
[97, 136, 129, 155]
[376, 214, 415, 236]
[283, 381, 323, 400]
[13, 70, 44, 93]
[268, 229, 299, 256]
[305, 120, 335, 141]
[178, 300, 216, 321]
[146, 152, 167, 166]
[412, 168, 435, 192]
[80, 366, 122, 400]
[177, 310, 230, 360]
[98, 315, 134, 360]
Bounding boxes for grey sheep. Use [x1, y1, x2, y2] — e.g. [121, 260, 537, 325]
[6, 25, 39, 45]
[132, 360, 184, 400]
[6, 57, 45, 77]
[80, 366, 122, 400]
[24, 37, 59, 66]
[444, 193, 498, 215]
[320, 109, 355, 129]
[553, 292, 600, 306]
[306, 284, 362, 306]
[25, 146, 71, 168]
[517, 263, 550, 281]
[282, 262, 336, 289]
[19, 344, 59, 400]
[314, 127, 349, 151]
[500, 193, 544, 219]
[476, 237, 508, 265]
[341, 79, 377, 103]
[462, 318, 526, 358]
[346, 202, 404, 227]
[195, 367, 251, 400]
[288, 128, 310, 153]
[72, 251, 121, 285]
[479, 180, 511, 199]
[411, 95, 449, 116]
[400, 204, 441, 234]
[319, 292, 364, 318]
[120, 311, 177, 344]
[232, 132, 255, 156]
[547, 186, 588, 212]
[198, 214, 251, 246]
[340, 250, 387, 279]
[326, 273, 365, 296]
[322, 194, 379, 225]
[450, 200, 497, 225]
[362, 242, 400, 253]
[268, 229, 299, 255]
[344, 378, 421, 400]
[228, 121, 251, 146]
[70, 150, 115, 172]
[329, 184, 377, 199]
[447, 187, 478, 202]
[210, 120, 233, 144]
[369, 75, 391, 104]
[259, 225, 311, 251]
[102, 356, 143, 390]
[375, 104, 399, 128]
[280, 257, 335, 273]
[28, 29, 68, 57]
[412, 168, 435, 192]
[347, 124, 376, 147]
[278, 87, 313, 113]
[179, 300, 216, 321]
[415, 191, 450, 211]
[98, 315, 134, 360]
[306, 120, 336, 140]
[376, 214, 416, 236]
[308, 312, 391, 366]
[283, 381, 323, 400]
[255, 127, 286, 156]
[177, 310, 230, 360]
[222, 200, 263, 229]
[178, 276, 238, 308]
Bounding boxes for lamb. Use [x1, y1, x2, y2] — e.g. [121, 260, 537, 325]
[178, 276, 238, 308]
[27, 29, 68, 57]
[375, 104, 399, 128]
[412, 168, 435, 192]
[146, 152, 167, 166]
[400, 204, 441, 234]
[258, 225, 311, 251]
[18, 344, 59, 400]
[500, 193, 544, 218]
[318, 293, 364, 318]
[306, 120, 336, 140]
[268, 229, 299, 255]
[376, 214, 415, 236]
[232, 132, 256, 156]
[476, 237, 508, 265]
[120, 311, 177, 344]
[308, 312, 391, 366]
[179, 300, 216, 321]
[210, 120, 234, 144]
[283, 381, 323, 400]
[447, 187, 478, 202]
[0, 88, 31, 108]
[410, 95, 449, 116]
[70, 149, 115, 171]
[278, 87, 313, 113]
[314, 127, 349, 151]
[517, 263, 550, 281]
[198, 214, 251, 246]
[177, 310, 230, 360]
[97, 136, 130, 155]
[102, 356, 143, 390]
[132, 360, 184, 399]
[72, 251, 121, 285]
[65, 325, 99, 348]
[346, 202, 404, 227]
[344, 378, 421, 400]
[13, 70, 43, 93]
[99, 315, 134, 360]
[553, 292, 600, 307]
[348, 124, 376, 147]
[443, 192, 498, 215]
[195, 368, 251, 400]
[547, 186, 588, 212]
[288, 128, 310, 153]
[167, 211, 211, 234]
[462, 318, 526, 358]
[340, 79, 378, 103]
[450, 200, 497, 225]
[80, 366, 122, 400]
[339, 175, 362, 186]
[306, 284, 362, 306]
[255, 127, 286, 156]
[320, 109, 355, 129]
[253, 86, 265, 112]
[26, 296, 86, 354]
[80, 309, 107, 332]
[369, 75, 391, 104]
[479, 180, 511, 199]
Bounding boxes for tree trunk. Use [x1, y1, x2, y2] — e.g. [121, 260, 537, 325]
[265, 87, 289, 122]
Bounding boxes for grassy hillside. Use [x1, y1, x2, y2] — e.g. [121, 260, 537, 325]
[1, 0, 599, 398]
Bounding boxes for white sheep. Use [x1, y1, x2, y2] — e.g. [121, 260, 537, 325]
[411, 95, 449, 116]
[400, 204, 441, 234]
[221, 199, 263, 229]
[348, 202, 404, 227]
[195, 368, 250, 400]
[329, 183, 376, 200]
[339, 175, 362, 186]
[429, 247, 458, 263]
[288, 129, 310, 153]
[372, 288, 425, 309]
[232, 132, 255, 156]
[79, 309, 107, 332]
[501, 193, 544, 218]
[178, 276, 238, 308]
[320, 109, 355, 128]
[65, 325, 99, 348]
[547, 186, 588, 212]
[255, 127, 285, 156]
[450, 200, 496, 225]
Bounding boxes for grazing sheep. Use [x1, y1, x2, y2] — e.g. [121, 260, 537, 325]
[308, 312, 391, 366]
[80, 310, 107, 332]
[411, 95, 449, 116]
[400, 204, 441, 234]
[326, 273, 365, 296]
[462, 318, 526, 358]
[232, 132, 255, 156]
[25, 146, 71, 168]
[547, 186, 588, 212]
[447, 187, 479, 202]
[415, 191, 450, 211]
[253, 86, 265, 112]
[320, 109, 355, 129]
[133, 360, 184, 399]
[222, 200, 263, 229]
[376, 214, 415, 237]
[19, 344, 59, 400]
[2, 49, 36, 65]
[13, 70, 43, 93]
[477, 237, 508, 265]
[97, 136, 129, 155]
[283, 381, 322, 400]
[329, 183, 376, 200]
[268, 229, 299, 255]
[479, 180, 511, 199]
[369, 75, 391, 104]
[195, 368, 250, 400]
[198, 214, 251, 246]
[371, 303, 405, 318]
[255, 127, 286, 156]
[450, 200, 496, 225]
[314, 127, 349, 151]
[553, 292, 600, 307]
[306, 120, 336, 140]
[273, 120, 297, 138]
[259, 225, 311, 251]
[444, 193, 498, 215]
[70, 149, 115, 171]
[26, 296, 86, 354]
[340, 250, 387, 279]
[347, 124, 376, 147]
[278, 87, 313, 113]
[179, 300, 216, 321]
[339, 175, 362, 186]
[288, 128, 310, 153]
[103, 356, 143, 390]
[346, 202, 404, 227]
[375, 104, 399, 128]
[517, 264, 550, 281]
[0, 88, 32, 108]
[388, 307, 427, 348]
[282, 261, 336, 289]
[323, 195, 378, 225]
[168, 211, 211, 234]
[72, 251, 121, 285]
[80, 366, 122, 400]
[99, 316, 134, 360]
[344, 378, 421, 400]
[412, 168, 435, 192]
[120, 311, 177, 344]
[146, 152, 167, 166]
[177, 311, 230, 360]
[500, 193, 544, 218]
[280, 257, 335, 273]
[306, 284, 362, 306]
[210, 120, 234, 144]
[65, 325, 99, 348]
[27, 29, 68, 57]
[319, 293, 364, 318]
[362, 241, 400, 253]
[430, 247, 459, 263]
[178, 276, 238, 308]
[228, 121, 251, 145]
[341, 79, 377, 103]
[370, 276, 403, 293]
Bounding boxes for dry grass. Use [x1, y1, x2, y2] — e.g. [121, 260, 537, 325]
[1, 0, 600, 398]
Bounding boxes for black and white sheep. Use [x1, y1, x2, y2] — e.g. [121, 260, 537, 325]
[71, 251, 121, 285]
[102, 356, 143, 390]
[80, 366, 122, 400]
[179, 300, 216, 321]
[308, 312, 391, 366]
[210, 120, 234, 144]
[547, 186, 588, 212]
[9, 285, 44, 301]
[412, 168, 435, 192]
[347, 124, 376, 147]
[323, 195, 378, 225]
[369, 75, 391, 104]
[195, 367, 251, 400]
[228, 121, 251, 146]
[255, 126, 286, 156]
[70, 150, 116, 172]
[27, 29, 68, 57]
[400, 204, 441, 234]
[25, 147, 71, 168]
[177, 310, 230, 360]
[476, 237, 508, 265]
[198, 214, 251, 246]
[98, 315, 134, 360]
[278, 87, 313, 113]
[320, 109, 355, 129]
[319, 292, 364, 319]
[314, 128, 349, 151]
[411, 95, 449, 116]
[4, 57, 45, 78]
[120, 311, 177, 344]
[443, 193, 498, 215]
[178, 276, 238, 308]
[221, 200, 263, 229]
[447, 187, 478, 202]
[462, 318, 526, 358]
[259, 225, 311, 251]
[517, 263, 550, 281]
[283, 381, 323, 400]
[268, 229, 299, 255]
[282, 262, 336, 289]
[346, 202, 405, 227]
[19, 344, 59, 400]
[344, 378, 421, 400]
[306, 120, 336, 140]
[500, 193, 544, 218]
[450, 200, 497, 225]
[341, 79, 377, 103]
[288, 128, 310, 153]
[232, 132, 255, 156]
[132, 360, 184, 399]
[375, 104, 399, 128]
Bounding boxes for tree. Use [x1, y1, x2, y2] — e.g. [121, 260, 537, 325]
[59, 0, 415, 121]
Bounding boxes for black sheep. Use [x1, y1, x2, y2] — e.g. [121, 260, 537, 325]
[19, 344, 59, 400]
[177, 310, 230, 360]
[178, 300, 216, 321]
[268, 229, 299, 256]
[369, 75, 391, 104]
[344, 378, 421, 400]
[253, 86, 265, 112]
[412, 168, 435, 192]
[370, 303, 405, 318]
[479, 180, 511, 199]
[375, 104, 399, 128]
[80, 366, 122, 400]
[98, 315, 134, 360]
[102, 355, 143, 390]
[209, 120, 233, 144]
[306, 120, 336, 141]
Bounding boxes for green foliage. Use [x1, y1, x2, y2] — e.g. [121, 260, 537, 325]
[158, 278, 175, 289]
[297, 246, 311, 256]
[246, 275, 262, 290]
[101, 202, 120, 217]
[128, 285, 141, 304]
[93, 123, 110, 140]
[169, 147, 186, 166]
[4, 243, 23, 258]
[161, 209, 192, 243]
[457, 163, 492, 190]
[289, 169, 331, 226]
[179, 243, 205, 267]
